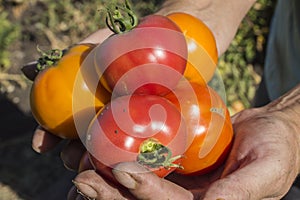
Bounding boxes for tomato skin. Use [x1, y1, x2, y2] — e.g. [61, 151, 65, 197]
[167, 12, 218, 84]
[30, 44, 111, 139]
[86, 94, 187, 178]
[165, 81, 233, 175]
[94, 15, 188, 97]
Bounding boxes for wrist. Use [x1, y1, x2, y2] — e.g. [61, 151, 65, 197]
[156, 0, 256, 56]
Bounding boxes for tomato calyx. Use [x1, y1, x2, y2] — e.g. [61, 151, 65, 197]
[36, 46, 65, 71]
[105, 0, 138, 34]
[137, 138, 183, 170]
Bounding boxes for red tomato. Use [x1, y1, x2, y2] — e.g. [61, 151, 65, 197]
[86, 94, 188, 178]
[94, 14, 187, 97]
[165, 81, 233, 175]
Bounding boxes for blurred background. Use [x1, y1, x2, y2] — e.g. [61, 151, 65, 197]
[0, 0, 276, 199]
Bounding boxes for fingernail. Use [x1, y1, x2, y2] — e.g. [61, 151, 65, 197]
[31, 126, 61, 153]
[32, 128, 45, 153]
[62, 159, 76, 172]
[61, 151, 76, 172]
[76, 194, 95, 200]
[112, 170, 137, 189]
[72, 180, 97, 199]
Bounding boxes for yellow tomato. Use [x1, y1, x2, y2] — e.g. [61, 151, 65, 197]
[30, 44, 111, 139]
[167, 12, 218, 83]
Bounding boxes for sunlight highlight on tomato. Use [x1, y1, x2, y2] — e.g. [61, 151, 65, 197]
[165, 80, 233, 175]
[167, 12, 218, 84]
[86, 94, 188, 177]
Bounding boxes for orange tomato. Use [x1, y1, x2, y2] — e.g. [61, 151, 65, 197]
[165, 81, 233, 175]
[167, 12, 218, 84]
[30, 44, 111, 139]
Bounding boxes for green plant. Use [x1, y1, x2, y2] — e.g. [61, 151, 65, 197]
[0, 12, 20, 70]
[0, 9, 25, 94]
[22, 0, 107, 48]
[217, 0, 276, 113]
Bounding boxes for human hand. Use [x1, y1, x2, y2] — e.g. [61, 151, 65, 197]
[22, 60, 88, 168]
[66, 100, 300, 200]
[202, 104, 300, 200]
[31, 126, 87, 171]
[31, 127, 197, 200]
[67, 161, 221, 200]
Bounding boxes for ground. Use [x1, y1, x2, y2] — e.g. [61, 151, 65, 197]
[0, 0, 277, 199]
[0, 1, 77, 198]
[0, 94, 77, 200]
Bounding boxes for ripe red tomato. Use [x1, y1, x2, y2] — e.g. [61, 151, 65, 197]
[94, 14, 188, 97]
[165, 81, 233, 175]
[86, 94, 188, 178]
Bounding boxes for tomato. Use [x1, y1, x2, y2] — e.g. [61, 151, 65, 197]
[30, 44, 111, 139]
[86, 94, 188, 178]
[167, 12, 218, 84]
[165, 80, 233, 175]
[94, 5, 187, 97]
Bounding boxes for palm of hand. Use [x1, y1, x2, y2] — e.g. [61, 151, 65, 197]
[162, 107, 299, 200]
[200, 108, 300, 200]
[68, 107, 300, 200]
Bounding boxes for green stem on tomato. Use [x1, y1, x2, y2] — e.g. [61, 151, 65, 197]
[105, 0, 138, 34]
[36, 46, 64, 71]
[137, 138, 183, 170]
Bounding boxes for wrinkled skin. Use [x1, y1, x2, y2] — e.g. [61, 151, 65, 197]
[32, 96, 300, 199]
[27, 0, 300, 199]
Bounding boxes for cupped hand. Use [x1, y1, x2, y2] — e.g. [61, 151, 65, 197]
[203, 106, 300, 200]
[32, 126, 87, 171]
[67, 104, 300, 200]
[68, 162, 212, 200]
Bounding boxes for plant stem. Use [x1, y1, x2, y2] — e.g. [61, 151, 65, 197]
[105, 0, 138, 34]
[137, 138, 183, 170]
[36, 46, 64, 71]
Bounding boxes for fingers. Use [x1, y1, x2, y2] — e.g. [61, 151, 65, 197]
[32, 126, 62, 153]
[202, 156, 290, 200]
[61, 140, 86, 171]
[32, 126, 91, 172]
[113, 162, 194, 200]
[78, 151, 94, 172]
[78, 28, 112, 45]
[70, 163, 193, 200]
[70, 170, 129, 200]
[21, 61, 38, 81]
[68, 185, 95, 200]
[67, 186, 79, 200]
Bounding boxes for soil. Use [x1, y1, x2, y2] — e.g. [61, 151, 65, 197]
[1, 1, 300, 200]
[0, 2, 77, 199]
[0, 87, 82, 200]
[0, 94, 77, 200]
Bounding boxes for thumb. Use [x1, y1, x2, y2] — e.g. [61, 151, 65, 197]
[112, 162, 193, 200]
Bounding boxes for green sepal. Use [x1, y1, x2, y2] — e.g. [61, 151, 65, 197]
[105, 0, 138, 34]
[36, 46, 64, 71]
[137, 138, 183, 170]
